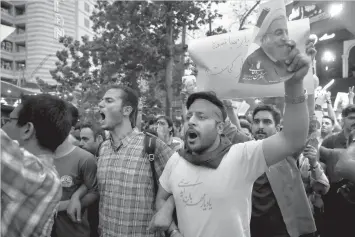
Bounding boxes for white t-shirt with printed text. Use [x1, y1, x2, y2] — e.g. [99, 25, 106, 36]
[159, 140, 267, 237]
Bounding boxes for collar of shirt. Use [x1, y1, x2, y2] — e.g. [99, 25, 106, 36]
[109, 127, 140, 151]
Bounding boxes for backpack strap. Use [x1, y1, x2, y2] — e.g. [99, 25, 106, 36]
[144, 133, 158, 197]
[95, 141, 105, 158]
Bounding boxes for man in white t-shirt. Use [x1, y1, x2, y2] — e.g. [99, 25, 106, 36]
[149, 41, 315, 237]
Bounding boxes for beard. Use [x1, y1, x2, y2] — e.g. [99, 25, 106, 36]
[184, 129, 217, 154]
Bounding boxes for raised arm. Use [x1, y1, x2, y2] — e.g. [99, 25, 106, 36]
[223, 100, 242, 130]
[262, 41, 313, 166]
[325, 92, 342, 131]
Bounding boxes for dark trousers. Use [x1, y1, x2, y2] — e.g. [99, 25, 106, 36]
[251, 205, 290, 237]
[322, 186, 355, 237]
[251, 205, 318, 237]
[87, 200, 99, 237]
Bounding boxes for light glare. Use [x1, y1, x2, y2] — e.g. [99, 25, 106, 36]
[329, 4, 343, 17]
[322, 51, 335, 62]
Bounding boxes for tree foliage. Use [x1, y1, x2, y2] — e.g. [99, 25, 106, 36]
[50, 1, 254, 117]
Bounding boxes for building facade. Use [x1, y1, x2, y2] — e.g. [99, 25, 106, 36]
[1, 0, 95, 89]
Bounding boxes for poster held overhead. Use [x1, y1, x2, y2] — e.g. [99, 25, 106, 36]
[240, 0, 294, 85]
[188, 0, 313, 99]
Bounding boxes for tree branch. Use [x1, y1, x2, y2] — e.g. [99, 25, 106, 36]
[239, 0, 260, 30]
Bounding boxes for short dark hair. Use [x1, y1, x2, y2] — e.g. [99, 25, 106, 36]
[342, 104, 355, 118]
[17, 94, 72, 152]
[240, 120, 252, 134]
[80, 122, 105, 142]
[252, 104, 281, 125]
[157, 115, 174, 135]
[109, 85, 139, 128]
[67, 103, 79, 127]
[322, 115, 334, 125]
[186, 91, 227, 121]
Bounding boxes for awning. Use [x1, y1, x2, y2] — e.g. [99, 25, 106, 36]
[1, 81, 37, 98]
[1, 24, 16, 41]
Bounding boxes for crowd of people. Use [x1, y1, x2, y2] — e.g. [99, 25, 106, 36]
[1, 37, 355, 237]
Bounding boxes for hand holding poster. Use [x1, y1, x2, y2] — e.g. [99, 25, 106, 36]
[188, 0, 313, 99]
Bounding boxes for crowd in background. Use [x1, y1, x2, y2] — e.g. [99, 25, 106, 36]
[2, 37, 355, 237]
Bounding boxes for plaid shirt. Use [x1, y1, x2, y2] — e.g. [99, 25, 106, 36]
[1, 129, 62, 237]
[97, 128, 174, 237]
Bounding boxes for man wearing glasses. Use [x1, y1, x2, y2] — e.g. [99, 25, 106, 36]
[1, 94, 72, 237]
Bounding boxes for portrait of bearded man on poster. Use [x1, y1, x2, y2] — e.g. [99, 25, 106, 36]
[239, 7, 295, 85]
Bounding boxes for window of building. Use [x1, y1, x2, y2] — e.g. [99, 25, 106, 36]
[15, 43, 26, 53]
[84, 18, 90, 28]
[1, 59, 13, 71]
[16, 61, 26, 71]
[16, 25, 26, 34]
[1, 41, 13, 52]
[14, 5, 25, 16]
[84, 2, 90, 12]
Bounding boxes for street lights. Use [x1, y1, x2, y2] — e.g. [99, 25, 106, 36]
[322, 51, 335, 63]
[329, 3, 343, 17]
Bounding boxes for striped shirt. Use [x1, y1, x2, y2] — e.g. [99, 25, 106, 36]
[97, 128, 174, 237]
[1, 129, 62, 237]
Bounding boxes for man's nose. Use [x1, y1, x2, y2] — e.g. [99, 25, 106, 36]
[256, 122, 265, 129]
[281, 32, 288, 41]
[187, 115, 197, 127]
[98, 100, 104, 108]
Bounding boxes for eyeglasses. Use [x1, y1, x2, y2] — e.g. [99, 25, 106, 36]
[1, 117, 18, 124]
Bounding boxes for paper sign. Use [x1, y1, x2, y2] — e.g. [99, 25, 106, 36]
[188, 9, 313, 99]
[334, 92, 349, 112]
[236, 100, 250, 115]
[230, 100, 250, 116]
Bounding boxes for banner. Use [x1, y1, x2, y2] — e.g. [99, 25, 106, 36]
[188, 0, 313, 99]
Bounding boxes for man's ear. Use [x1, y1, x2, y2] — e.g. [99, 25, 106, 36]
[217, 122, 225, 135]
[276, 124, 281, 132]
[123, 106, 133, 117]
[96, 135, 103, 144]
[21, 122, 35, 141]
